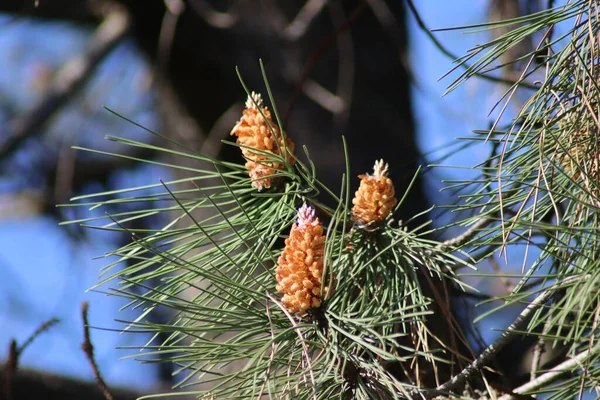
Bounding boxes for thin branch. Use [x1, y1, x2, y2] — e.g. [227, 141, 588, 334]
[434, 174, 525, 259]
[187, 0, 238, 29]
[1, 318, 60, 400]
[529, 310, 554, 380]
[282, 0, 327, 41]
[0, 6, 130, 161]
[16, 318, 61, 355]
[283, 1, 367, 126]
[423, 274, 587, 397]
[81, 301, 113, 400]
[301, 79, 345, 113]
[435, 216, 496, 252]
[1, 341, 18, 400]
[498, 343, 600, 400]
[157, 0, 185, 72]
[405, 0, 538, 90]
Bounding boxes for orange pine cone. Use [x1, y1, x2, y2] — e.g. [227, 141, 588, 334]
[352, 160, 397, 224]
[231, 92, 295, 190]
[276, 204, 327, 314]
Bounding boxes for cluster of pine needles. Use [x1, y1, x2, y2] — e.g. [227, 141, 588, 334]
[62, 1, 600, 398]
[62, 67, 471, 399]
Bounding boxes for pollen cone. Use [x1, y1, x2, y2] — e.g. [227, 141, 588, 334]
[276, 204, 326, 314]
[352, 160, 397, 224]
[230, 92, 295, 190]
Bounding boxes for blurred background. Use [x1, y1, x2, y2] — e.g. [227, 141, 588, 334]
[0, 0, 553, 398]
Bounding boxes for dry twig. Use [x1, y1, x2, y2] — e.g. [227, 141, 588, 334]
[81, 301, 113, 400]
[1, 318, 60, 400]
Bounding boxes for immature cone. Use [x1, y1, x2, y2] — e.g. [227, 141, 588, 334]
[276, 204, 326, 314]
[231, 92, 295, 190]
[352, 160, 397, 224]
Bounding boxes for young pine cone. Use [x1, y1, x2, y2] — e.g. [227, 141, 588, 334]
[276, 204, 327, 314]
[352, 160, 397, 224]
[230, 92, 295, 190]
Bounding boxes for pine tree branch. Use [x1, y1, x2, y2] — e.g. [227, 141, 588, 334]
[529, 311, 553, 380]
[435, 216, 495, 252]
[405, 0, 538, 90]
[0, 6, 130, 162]
[419, 274, 588, 398]
[497, 343, 600, 400]
[1, 341, 18, 400]
[433, 135, 503, 255]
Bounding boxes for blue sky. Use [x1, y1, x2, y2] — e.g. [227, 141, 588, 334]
[0, 0, 553, 393]
[0, 14, 161, 390]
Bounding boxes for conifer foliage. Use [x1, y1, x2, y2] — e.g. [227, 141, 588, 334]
[64, 1, 600, 398]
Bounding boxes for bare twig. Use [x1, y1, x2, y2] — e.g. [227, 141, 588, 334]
[1, 341, 18, 400]
[283, 1, 366, 126]
[81, 301, 113, 400]
[301, 79, 345, 113]
[1, 318, 60, 400]
[187, 0, 238, 29]
[435, 216, 496, 253]
[157, 0, 185, 72]
[498, 343, 600, 400]
[283, 0, 327, 41]
[15, 318, 61, 355]
[421, 274, 588, 398]
[0, 6, 130, 161]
